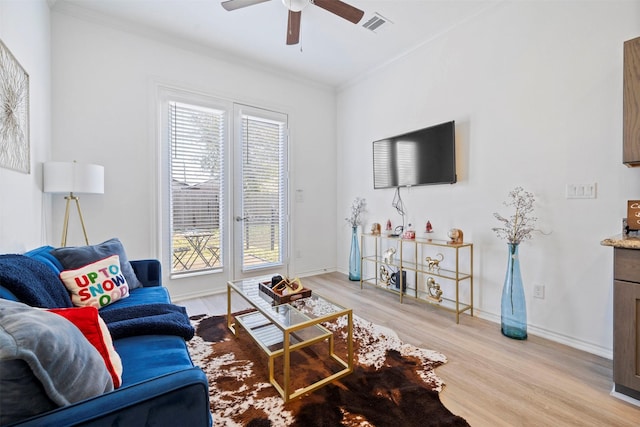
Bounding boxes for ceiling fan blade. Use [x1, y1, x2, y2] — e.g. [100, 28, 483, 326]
[221, 0, 271, 11]
[312, 0, 364, 24]
[286, 10, 301, 45]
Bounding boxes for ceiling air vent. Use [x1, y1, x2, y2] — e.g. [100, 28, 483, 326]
[362, 13, 392, 33]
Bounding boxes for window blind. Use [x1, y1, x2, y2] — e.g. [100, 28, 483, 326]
[240, 113, 286, 269]
[169, 101, 225, 273]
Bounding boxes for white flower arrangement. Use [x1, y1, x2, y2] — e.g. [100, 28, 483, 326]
[345, 197, 366, 227]
[492, 187, 537, 245]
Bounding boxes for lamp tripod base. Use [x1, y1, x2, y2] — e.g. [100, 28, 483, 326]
[61, 193, 90, 247]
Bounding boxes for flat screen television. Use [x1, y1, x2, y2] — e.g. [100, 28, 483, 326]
[372, 120, 456, 189]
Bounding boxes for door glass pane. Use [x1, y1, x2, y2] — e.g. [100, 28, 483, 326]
[240, 114, 286, 271]
[169, 101, 225, 274]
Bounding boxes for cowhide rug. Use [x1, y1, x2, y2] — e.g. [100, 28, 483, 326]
[187, 303, 469, 427]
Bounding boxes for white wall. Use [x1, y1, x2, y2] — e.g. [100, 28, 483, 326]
[337, 0, 640, 357]
[6, 0, 635, 357]
[0, 0, 51, 253]
[50, 9, 337, 298]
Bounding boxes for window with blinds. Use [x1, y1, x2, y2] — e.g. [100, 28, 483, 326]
[239, 112, 286, 271]
[169, 101, 225, 274]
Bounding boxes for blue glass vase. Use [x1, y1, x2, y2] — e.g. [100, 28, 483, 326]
[349, 226, 361, 281]
[501, 243, 527, 339]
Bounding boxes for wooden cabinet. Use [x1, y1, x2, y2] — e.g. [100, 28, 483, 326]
[359, 234, 473, 323]
[624, 36, 640, 166]
[613, 247, 640, 399]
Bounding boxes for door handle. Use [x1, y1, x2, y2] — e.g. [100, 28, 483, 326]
[235, 216, 248, 222]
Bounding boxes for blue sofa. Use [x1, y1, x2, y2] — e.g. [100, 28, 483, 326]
[0, 245, 211, 427]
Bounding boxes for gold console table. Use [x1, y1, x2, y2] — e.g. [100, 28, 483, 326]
[360, 234, 473, 323]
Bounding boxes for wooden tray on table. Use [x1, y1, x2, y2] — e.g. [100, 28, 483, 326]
[259, 280, 312, 305]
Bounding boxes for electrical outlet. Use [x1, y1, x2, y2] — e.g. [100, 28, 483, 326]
[533, 284, 545, 299]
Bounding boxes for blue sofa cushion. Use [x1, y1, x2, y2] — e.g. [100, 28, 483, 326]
[100, 287, 171, 310]
[50, 238, 143, 290]
[130, 259, 162, 288]
[24, 246, 64, 273]
[114, 335, 196, 387]
[0, 300, 114, 424]
[0, 255, 72, 308]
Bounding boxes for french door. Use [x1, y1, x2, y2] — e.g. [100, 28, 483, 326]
[232, 104, 289, 280]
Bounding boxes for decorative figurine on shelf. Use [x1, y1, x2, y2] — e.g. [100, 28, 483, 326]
[402, 223, 416, 239]
[371, 222, 381, 235]
[385, 219, 392, 235]
[380, 265, 391, 286]
[426, 277, 443, 302]
[383, 247, 396, 264]
[447, 228, 464, 244]
[425, 253, 444, 273]
[402, 230, 415, 239]
[426, 221, 433, 233]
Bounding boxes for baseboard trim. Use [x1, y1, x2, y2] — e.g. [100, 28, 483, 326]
[611, 386, 640, 407]
[339, 267, 614, 359]
[172, 269, 337, 302]
[476, 309, 612, 360]
[172, 286, 225, 302]
[295, 268, 337, 278]
[176, 268, 614, 359]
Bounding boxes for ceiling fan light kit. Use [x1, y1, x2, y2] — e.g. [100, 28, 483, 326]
[282, 0, 308, 12]
[221, 0, 364, 45]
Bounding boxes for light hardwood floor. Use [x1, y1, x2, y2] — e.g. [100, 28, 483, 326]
[180, 272, 640, 426]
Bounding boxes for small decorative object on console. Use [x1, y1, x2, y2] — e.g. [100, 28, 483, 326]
[426, 221, 433, 233]
[426, 276, 443, 302]
[390, 270, 407, 292]
[383, 247, 396, 264]
[402, 224, 415, 239]
[402, 230, 416, 239]
[425, 253, 444, 273]
[371, 222, 381, 235]
[379, 265, 391, 285]
[447, 228, 463, 244]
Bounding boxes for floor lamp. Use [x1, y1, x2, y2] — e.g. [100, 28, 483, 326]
[43, 161, 104, 247]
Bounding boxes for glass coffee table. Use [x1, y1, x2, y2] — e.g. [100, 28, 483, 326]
[227, 277, 353, 402]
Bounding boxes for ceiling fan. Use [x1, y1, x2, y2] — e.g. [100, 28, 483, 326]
[221, 0, 365, 45]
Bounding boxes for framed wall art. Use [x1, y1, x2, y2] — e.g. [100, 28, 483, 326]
[0, 39, 30, 174]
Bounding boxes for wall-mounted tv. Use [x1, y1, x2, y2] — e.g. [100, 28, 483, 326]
[373, 120, 456, 189]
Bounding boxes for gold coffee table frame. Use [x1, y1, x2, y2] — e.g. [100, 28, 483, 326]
[227, 278, 353, 402]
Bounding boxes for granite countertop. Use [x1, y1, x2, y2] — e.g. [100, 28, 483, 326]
[601, 234, 640, 249]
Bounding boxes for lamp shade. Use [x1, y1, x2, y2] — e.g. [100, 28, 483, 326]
[43, 162, 104, 194]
